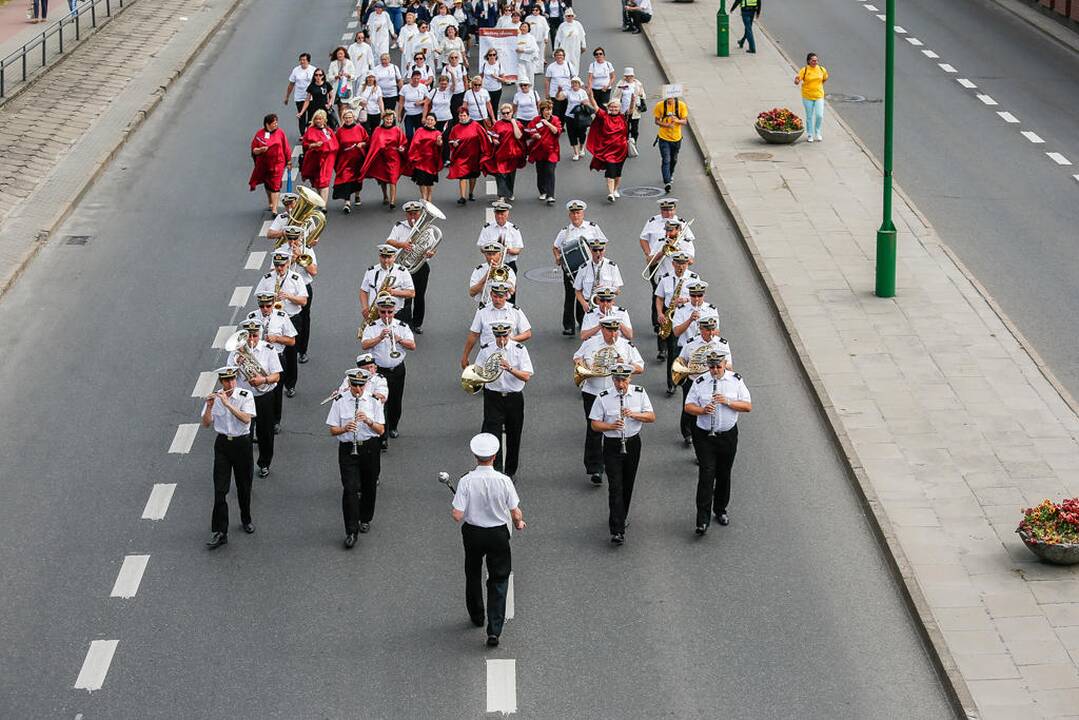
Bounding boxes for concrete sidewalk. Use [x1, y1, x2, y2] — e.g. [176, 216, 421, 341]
[645, 2, 1079, 718]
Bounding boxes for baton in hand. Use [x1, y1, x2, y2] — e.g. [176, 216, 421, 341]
[438, 471, 457, 494]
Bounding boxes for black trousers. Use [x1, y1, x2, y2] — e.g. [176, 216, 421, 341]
[649, 277, 660, 334]
[283, 315, 301, 391]
[561, 269, 577, 331]
[692, 424, 738, 526]
[663, 334, 678, 391]
[273, 353, 285, 424]
[338, 439, 381, 532]
[378, 363, 406, 434]
[548, 17, 562, 45]
[297, 283, 314, 355]
[494, 171, 516, 199]
[535, 159, 556, 199]
[482, 389, 524, 478]
[679, 378, 694, 440]
[252, 392, 276, 468]
[489, 88, 503, 113]
[402, 263, 429, 328]
[295, 101, 309, 135]
[593, 88, 612, 107]
[211, 434, 253, 534]
[552, 97, 568, 126]
[581, 392, 604, 475]
[603, 434, 640, 534]
[506, 259, 518, 304]
[462, 523, 512, 637]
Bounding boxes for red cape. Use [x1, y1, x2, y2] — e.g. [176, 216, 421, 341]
[300, 126, 339, 188]
[333, 123, 369, 186]
[360, 125, 408, 184]
[483, 119, 527, 175]
[586, 109, 629, 171]
[447, 120, 492, 179]
[405, 126, 443, 177]
[526, 115, 562, 163]
[248, 128, 291, 192]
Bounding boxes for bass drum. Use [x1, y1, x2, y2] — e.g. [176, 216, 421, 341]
[559, 236, 589, 279]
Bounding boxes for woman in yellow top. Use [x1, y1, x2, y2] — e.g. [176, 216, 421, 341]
[794, 53, 828, 143]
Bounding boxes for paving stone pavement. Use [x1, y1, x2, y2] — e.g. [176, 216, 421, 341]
[644, 2, 1079, 718]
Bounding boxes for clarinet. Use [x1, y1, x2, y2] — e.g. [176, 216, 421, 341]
[618, 391, 628, 455]
[707, 377, 718, 437]
[350, 395, 361, 456]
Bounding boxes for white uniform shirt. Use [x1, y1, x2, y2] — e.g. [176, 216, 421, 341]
[654, 270, 701, 309]
[246, 309, 297, 353]
[255, 269, 308, 317]
[573, 336, 644, 396]
[589, 385, 653, 438]
[476, 341, 533, 394]
[326, 392, 386, 443]
[477, 221, 524, 257]
[672, 301, 719, 346]
[469, 303, 531, 345]
[228, 341, 284, 395]
[203, 388, 256, 436]
[291, 247, 317, 286]
[580, 305, 632, 337]
[685, 372, 751, 432]
[470, 263, 519, 301]
[553, 220, 607, 280]
[337, 372, 389, 402]
[360, 263, 415, 313]
[678, 334, 733, 370]
[452, 465, 520, 528]
[573, 257, 624, 299]
[361, 318, 415, 368]
[268, 212, 290, 236]
[641, 215, 696, 271]
[387, 219, 418, 244]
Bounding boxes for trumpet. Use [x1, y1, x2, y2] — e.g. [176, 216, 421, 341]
[480, 237, 511, 306]
[642, 218, 693, 281]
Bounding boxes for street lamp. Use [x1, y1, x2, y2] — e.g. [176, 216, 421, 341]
[875, 0, 896, 297]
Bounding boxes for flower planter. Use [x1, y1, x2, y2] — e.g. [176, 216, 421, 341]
[1017, 531, 1079, 565]
[755, 125, 804, 144]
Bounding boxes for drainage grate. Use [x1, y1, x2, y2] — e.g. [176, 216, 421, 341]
[619, 186, 665, 198]
[735, 152, 774, 161]
[64, 235, 92, 245]
[826, 93, 880, 103]
[523, 267, 564, 284]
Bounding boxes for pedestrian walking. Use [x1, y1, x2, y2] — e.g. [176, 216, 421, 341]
[516, 22, 542, 82]
[730, 0, 760, 53]
[367, 3, 397, 57]
[448, 106, 491, 204]
[360, 112, 408, 207]
[511, 79, 540, 124]
[348, 31, 376, 90]
[480, 48, 510, 111]
[300, 110, 340, 204]
[249, 113, 292, 214]
[298, 68, 338, 131]
[527, 5, 550, 60]
[201, 366, 256, 549]
[333, 108, 369, 213]
[256, 249, 308, 399]
[327, 370, 385, 548]
[564, 76, 592, 161]
[283, 53, 316, 135]
[451, 433, 526, 648]
[652, 89, 688, 193]
[683, 352, 752, 535]
[327, 47, 357, 118]
[611, 68, 645, 158]
[525, 100, 562, 206]
[373, 53, 403, 112]
[398, 70, 430, 139]
[585, 101, 629, 203]
[795, 53, 828, 143]
[586, 48, 615, 108]
[360, 297, 417, 445]
[357, 73, 385, 133]
[553, 7, 586, 77]
[408, 113, 444, 203]
[486, 105, 526, 202]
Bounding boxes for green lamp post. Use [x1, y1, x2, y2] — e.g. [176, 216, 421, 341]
[875, 0, 896, 297]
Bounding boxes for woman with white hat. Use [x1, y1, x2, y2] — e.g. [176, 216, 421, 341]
[612, 67, 646, 157]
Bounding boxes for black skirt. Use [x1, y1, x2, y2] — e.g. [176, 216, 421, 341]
[333, 181, 362, 199]
[411, 170, 439, 186]
[605, 160, 625, 179]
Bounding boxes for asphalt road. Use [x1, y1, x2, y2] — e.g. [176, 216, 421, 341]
[760, 0, 1079, 398]
[0, 0, 954, 717]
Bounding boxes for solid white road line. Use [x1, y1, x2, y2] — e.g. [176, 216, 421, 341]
[191, 371, 217, 398]
[997, 111, 1020, 123]
[245, 251, 267, 270]
[212, 325, 234, 348]
[347, 20, 357, 28]
[956, 78, 977, 89]
[894, 25, 907, 33]
[1073, 174, 1079, 183]
[976, 94, 997, 106]
[939, 63, 956, 73]
[74, 640, 119, 692]
[168, 424, 199, 454]
[486, 179, 497, 196]
[110, 555, 150, 599]
[259, 220, 272, 237]
[905, 37, 923, 46]
[1021, 131, 1045, 144]
[921, 49, 939, 58]
[1047, 152, 1072, 166]
[142, 484, 177, 520]
[229, 286, 252, 307]
[505, 573, 515, 620]
[486, 659, 517, 714]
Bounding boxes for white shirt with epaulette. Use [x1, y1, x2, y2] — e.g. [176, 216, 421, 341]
[268, 212, 290, 235]
[573, 335, 644, 396]
[685, 371, 751, 432]
[247, 309, 297, 353]
[654, 269, 701, 308]
[678, 335, 733, 373]
[326, 391, 385, 443]
[228, 341, 284, 396]
[581, 306, 632, 336]
[573, 256, 623, 298]
[470, 262, 518, 302]
[361, 318, 414, 368]
[477, 222, 524, 254]
[338, 372, 389, 403]
[672, 301, 719, 346]
[292, 247, 316, 286]
[646, 236, 696, 279]
[387, 219, 417, 245]
[469, 303, 531, 345]
[203, 388, 256, 436]
[360, 262, 415, 312]
[639, 213, 695, 246]
[588, 384, 653, 438]
[553, 220, 607, 250]
[476, 341, 533, 393]
[255, 269, 308, 317]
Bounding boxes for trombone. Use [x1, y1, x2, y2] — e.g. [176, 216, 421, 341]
[642, 218, 694, 280]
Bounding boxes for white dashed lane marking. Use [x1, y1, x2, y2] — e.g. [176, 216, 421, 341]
[142, 484, 177, 520]
[863, 3, 877, 9]
[347, 20, 357, 28]
[1047, 153, 1072, 166]
[939, 63, 956, 73]
[229, 286, 252, 307]
[921, 49, 938, 58]
[997, 111, 1020, 123]
[486, 659, 517, 714]
[212, 326, 234, 348]
[894, 25, 907, 33]
[1022, 131, 1045, 144]
[506, 573, 515, 620]
[341, 32, 351, 41]
[245, 251, 266, 270]
[1073, 175, 1079, 183]
[957, 78, 977, 89]
[876, 14, 885, 21]
[976, 94, 997, 106]
[192, 371, 217, 398]
[168, 424, 199, 454]
[906, 37, 923, 46]
[486, 179, 497, 196]
[74, 640, 118, 692]
[485, 207, 496, 223]
[259, 220, 272, 237]
[110, 555, 150, 599]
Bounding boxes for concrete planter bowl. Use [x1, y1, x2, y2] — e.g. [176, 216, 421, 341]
[755, 124, 804, 144]
[1017, 530, 1079, 565]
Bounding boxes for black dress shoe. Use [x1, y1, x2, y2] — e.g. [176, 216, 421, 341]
[611, 533, 625, 545]
[298, 353, 309, 364]
[413, 326, 423, 334]
[656, 350, 666, 360]
[243, 522, 255, 534]
[258, 466, 270, 478]
[206, 532, 228, 549]
[562, 328, 574, 336]
[359, 522, 371, 534]
[471, 615, 485, 627]
[468, 194, 475, 201]
[380, 440, 388, 451]
[273, 424, 281, 434]
[457, 197, 467, 205]
[486, 635, 499, 647]
[389, 429, 399, 439]
[716, 512, 730, 526]
[590, 473, 603, 485]
[665, 386, 675, 396]
[737, 38, 745, 48]
[695, 524, 708, 536]
[682, 435, 692, 448]
[345, 533, 357, 549]
[285, 387, 296, 398]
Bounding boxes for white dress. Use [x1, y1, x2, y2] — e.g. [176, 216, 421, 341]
[430, 14, 459, 42]
[527, 15, 550, 59]
[438, 36, 466, 70]
[515, 33, 541, 81]
[554, 19, 587, 77]
[398, 23, 420, 73]
[412, 31, 438, 66]
[348, 42, 375, 92]
[368, 12, 395, 58]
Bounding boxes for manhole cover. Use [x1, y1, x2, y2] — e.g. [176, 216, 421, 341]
[735, 152, 773, 161]
[619, 186, 665, 198]
[826, 93, 867, 103]
[523, 267, 563, 284]
[64, 235, 91, 245]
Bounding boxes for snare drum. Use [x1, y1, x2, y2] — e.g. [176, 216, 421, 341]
[559, 235, 589, 278]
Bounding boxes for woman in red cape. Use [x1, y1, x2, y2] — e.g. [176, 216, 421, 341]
[332, 107, 369, 214]
[407, 113, 443, 204]
[249, 113, 292, 213]
[483, 103, 527, 203]
[447, 105, 492, 205]
[585, 100, 630, 204]
[300, 109, 339, 204]
[525, 99, 562, 206]
[360, 111, 408, 208]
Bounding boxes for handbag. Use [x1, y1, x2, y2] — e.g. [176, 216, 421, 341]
[337, 77, 353, 101]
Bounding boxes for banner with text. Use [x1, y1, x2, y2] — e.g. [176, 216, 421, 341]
[478, 28, 520, 82]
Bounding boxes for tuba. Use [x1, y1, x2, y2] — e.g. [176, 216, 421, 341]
[573, 345, 622, 387]
[224, 331, 269, 382]
[461, 350, 506, 394]
[276, 186, 326, 249]
[395, 201, 446, 273]
[670, 342, 714, 386]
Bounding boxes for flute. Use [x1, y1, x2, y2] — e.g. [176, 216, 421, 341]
[708, 378, 718, 437]
[618, 391, 628, 455]
[351, 395, 361, 456]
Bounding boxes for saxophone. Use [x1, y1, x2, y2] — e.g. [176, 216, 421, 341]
[658, 274, 686, 340]
[356, 273, 396, 339]
[460, 349, 506, 394]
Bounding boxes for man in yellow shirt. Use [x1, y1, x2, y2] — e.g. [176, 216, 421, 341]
[653, 94, 688, 194]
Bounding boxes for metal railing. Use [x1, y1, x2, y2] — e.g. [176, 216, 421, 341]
[0, 0, 131, 99]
